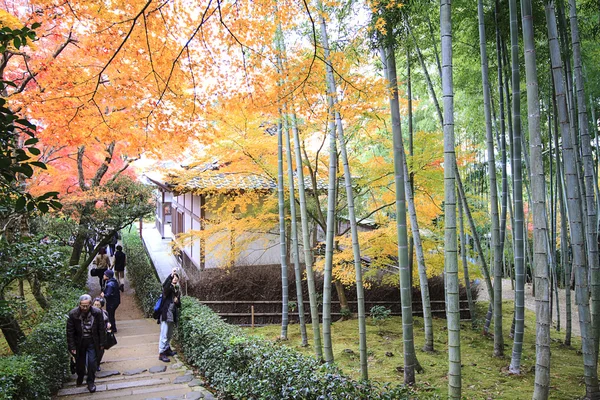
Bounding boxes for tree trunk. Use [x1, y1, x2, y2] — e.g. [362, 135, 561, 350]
[282, 106, 308, 345]
[478, 0, 503, 357]
[569, 0, 600, 363]
[0, 292, 25, 354]
[408, 21, 444, 128]
[333, 107, 368, 376]
[318, 6, 338, 364]
[554, 81, 572, 346]
[495, 0, 509, 264]
[382, 43, 419, 384]
[27, 273, 48, 310]
[521, 0, 551, 396]
[459, 198, 476, 328]
[546, 2, 600, 396]
[276, 118, 289, 340]
[291, 109, 323, 358]
[508, 0, 526, 374]
[441, 1, 461, 396]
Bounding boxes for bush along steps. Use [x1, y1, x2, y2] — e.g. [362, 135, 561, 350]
[122, 229, 162, 316]
[177, 296, 413, 400]
[0, 286, 81, 400]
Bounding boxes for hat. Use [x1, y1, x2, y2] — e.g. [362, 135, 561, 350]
[104, 269, 114, 279]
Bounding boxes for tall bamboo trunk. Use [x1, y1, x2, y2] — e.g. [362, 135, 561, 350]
[317, 5, 341, 364]
[408, 18, 495, 328]
[546, 2, 600, 396]
[569, 0, 600, 362]
[508, 0, 526, 374]
[408, 21, 444, 128]
[277, 119, 289, 340]
[284, 122, 308, 346]
[521, 0, 551, 396]
[553, 79, 573, 346]
[379, 45, 434, 354]
[441, 1, 461, 396]
[478, 0, 503, 356]
[382, 43, 418, 383]
[274, 19, 309, 344]
[335, 120, 368, 377]
[321, 107, 337, 363]
[291, 110, 323, 358]
[459, 199, 476, 327]
[495, 0, 509, 263]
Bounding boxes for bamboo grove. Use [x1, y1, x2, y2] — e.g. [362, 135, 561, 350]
[1, 0, 600, 398]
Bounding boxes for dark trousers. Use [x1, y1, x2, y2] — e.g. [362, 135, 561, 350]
[76, 339, 97, 384]
[109, 244, 116, 256]
[97, 269, 107, 291]
[107, 304, 119, 332]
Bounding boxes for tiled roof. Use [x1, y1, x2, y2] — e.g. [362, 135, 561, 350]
[146, 171, 326, 193]
[187, 172, 276, 191]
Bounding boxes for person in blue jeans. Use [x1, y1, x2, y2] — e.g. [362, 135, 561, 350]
[101, 269, 121, 333]
[158, 271, 181, 362]
[66, 294, 106, 393]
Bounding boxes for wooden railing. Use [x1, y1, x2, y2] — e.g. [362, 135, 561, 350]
[197, 299, 473, 326]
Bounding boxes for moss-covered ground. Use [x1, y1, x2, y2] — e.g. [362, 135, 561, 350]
[0, 282, 44, 356]
[249, 302, 587, 399]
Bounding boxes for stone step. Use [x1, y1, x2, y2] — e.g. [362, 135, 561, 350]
[57, 382, 205, 400]
[102, 343, 161, 361]
[62, 368, 182, 388]
[100, 355, 176, 372]
[116, 332, 160, 347]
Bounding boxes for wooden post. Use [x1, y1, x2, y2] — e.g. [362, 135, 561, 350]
[251, 305, 255, 328]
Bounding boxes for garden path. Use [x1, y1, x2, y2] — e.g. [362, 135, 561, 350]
[52, 250, 214, 400]
[478, 278, 582, 338]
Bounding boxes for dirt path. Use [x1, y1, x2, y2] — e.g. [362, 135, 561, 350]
[478, 278, 581, 338]
[87, 256, 144, 322]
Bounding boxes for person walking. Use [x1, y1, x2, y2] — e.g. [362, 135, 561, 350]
[113, 245, 126, 292]
[92, 297, 111, 371]
[158, 271, 181, 362]
[66, 294, 106, 393]
[108, 231, 119, 257]
[101, 269, 120, 333]
[94, 247, 111, 291]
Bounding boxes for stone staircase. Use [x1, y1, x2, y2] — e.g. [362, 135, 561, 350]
[54, 318, 214, 400]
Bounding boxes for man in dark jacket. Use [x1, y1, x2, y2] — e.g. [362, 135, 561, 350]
[66, 294, 106, 393]
[113, 245, 126, 292]
[102, 269, 121, 333]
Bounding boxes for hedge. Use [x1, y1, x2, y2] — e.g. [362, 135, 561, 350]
[0, 286, 81, 400]
[124, 228, 411, 399]
[122, 229, 162, 316]
[178, 297, 412, 400]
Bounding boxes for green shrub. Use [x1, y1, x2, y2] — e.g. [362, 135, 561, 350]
[178, 296, 411, 400]
[122, 230, 162, 316]
[0, 355, 46, 399]
[0, 286, 81, 400]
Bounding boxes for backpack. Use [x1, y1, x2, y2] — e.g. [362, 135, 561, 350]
[152, 296, 163, 320]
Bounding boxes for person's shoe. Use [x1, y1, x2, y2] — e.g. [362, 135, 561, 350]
[97, 365, 101, 371]
[76, 376, 83, 386]
[87, 383, 96, 393]
[119, 284, 124, 292]
[112, 328, 117, 333]
[158, 353, 170, 362]
[165, 348, 177, 356]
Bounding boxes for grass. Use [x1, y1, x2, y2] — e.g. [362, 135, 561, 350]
[249, 301, 587, 399]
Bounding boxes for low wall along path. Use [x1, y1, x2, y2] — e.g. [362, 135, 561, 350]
[53, 248, 214, 400]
